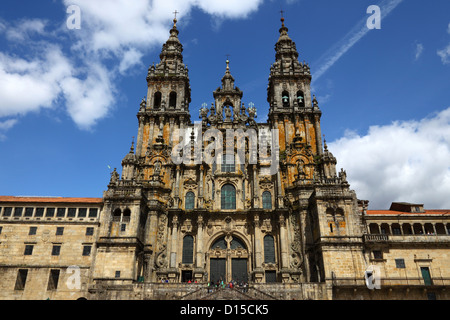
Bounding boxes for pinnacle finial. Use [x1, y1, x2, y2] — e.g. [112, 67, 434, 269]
[173, 10, 178, 27]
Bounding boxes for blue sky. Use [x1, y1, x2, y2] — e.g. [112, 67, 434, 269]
[0, 0, 449, 209]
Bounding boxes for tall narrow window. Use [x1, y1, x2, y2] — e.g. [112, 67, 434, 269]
[154, 92, 162, 109]
[185, 192, 195, 210]
[262, 191, 272, 209]
[182, 235, 194, 264]
[282, 91, 290, 107]
[47, 270, 60, 291]
[221, 184, 236, 210]
[15, 269, 28, 290]
[264, 235, 276, 263]
[297, 90, 305, 107]
[169, 91, 177, 108]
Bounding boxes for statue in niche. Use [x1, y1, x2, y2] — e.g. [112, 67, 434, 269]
[224, 105, 232, 121]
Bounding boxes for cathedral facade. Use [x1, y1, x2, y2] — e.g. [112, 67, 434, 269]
[0, 18, 449, 300]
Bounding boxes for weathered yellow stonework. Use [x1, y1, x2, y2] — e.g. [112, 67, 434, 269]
[0, 18, 448, 301]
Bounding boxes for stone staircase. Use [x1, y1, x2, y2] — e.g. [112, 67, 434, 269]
[179, 286, 278, 300]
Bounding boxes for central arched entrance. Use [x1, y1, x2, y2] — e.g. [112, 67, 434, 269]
[208, 234, 249, 284]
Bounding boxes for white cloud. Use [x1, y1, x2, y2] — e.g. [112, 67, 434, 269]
[119, 48, 144, 75]
[61, 63, 115, 130]
[0, 119, 18, 141]
[414, 42, 424, 61]
[0, 0, 265, 136]
[0, 46, 72, 117]
[437, 44, 450, 65]
[437, 22, 450, 65]
[328, 107, 450, 210]
[5, 19, 47, 41]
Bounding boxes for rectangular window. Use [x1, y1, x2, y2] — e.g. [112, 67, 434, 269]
[51, 245, 61, 256]
[0, 226, 2, 234]
[14, 207, 23, 217]
[56, 208, 66, 217]
[35, 208, 44, 217]
[395, 259, 405, 268]
[421, 267, 433, 286]
[121, 224, 126, 232]
[3, 207, 12, 217]
[373, 250, 383, 259]
[86, 227, 94, 236]
[82, 245, 92, 256]
[15, 269, 28, 290]
[24, 245, 34, 255]
[47, 269, 60, 291]
[115, 271, 121, 278]
[78, 208, 87, 218]
[24, 208, 34, 217]
[46, 208, 55, 217]
[56, 227, 64, 236]
[28, 227, 37, 235]
[89, 208, 98, 218]
[67, 208, 76, 217]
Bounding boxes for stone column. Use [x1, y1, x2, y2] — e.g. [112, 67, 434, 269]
[253, 166, 259, 208]
[196, 215, 204, 268]
[175, 166, 181, 208]
[254, 214, 262, 268]
[279, 214, 289, 269]
[148, 118, 155, 148]
[136, 116, 145, 157]
[170, 216, 179, 268]
[314, 114, 323, 155]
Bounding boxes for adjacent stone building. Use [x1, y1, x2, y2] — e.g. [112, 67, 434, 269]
[0, 17, 449, 300]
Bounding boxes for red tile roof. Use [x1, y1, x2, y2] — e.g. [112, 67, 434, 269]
[0, 196, 103, 204]
[367, 209, 450, 215]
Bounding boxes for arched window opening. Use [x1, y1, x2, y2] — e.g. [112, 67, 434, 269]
[264, 235, 276, 263]
[113, 209, 121, 222]
[185, 192, 195, 210]
[402, 223, 413, 235]
[282, 91, 290, 107]
[122, 209, 131, 222]
[297, 90, 305, 107]
[211, 237, 227, 250]
[262, 191, 272, 209]
[169, 91, 177, 108]
[380, 223, 390, 235]
[182, 235, 194, 264]
[154, 92, 162, 109]
[230, 237, 246, 250]
[221, 184, 236, 210]
[392, 223, 402, 235]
